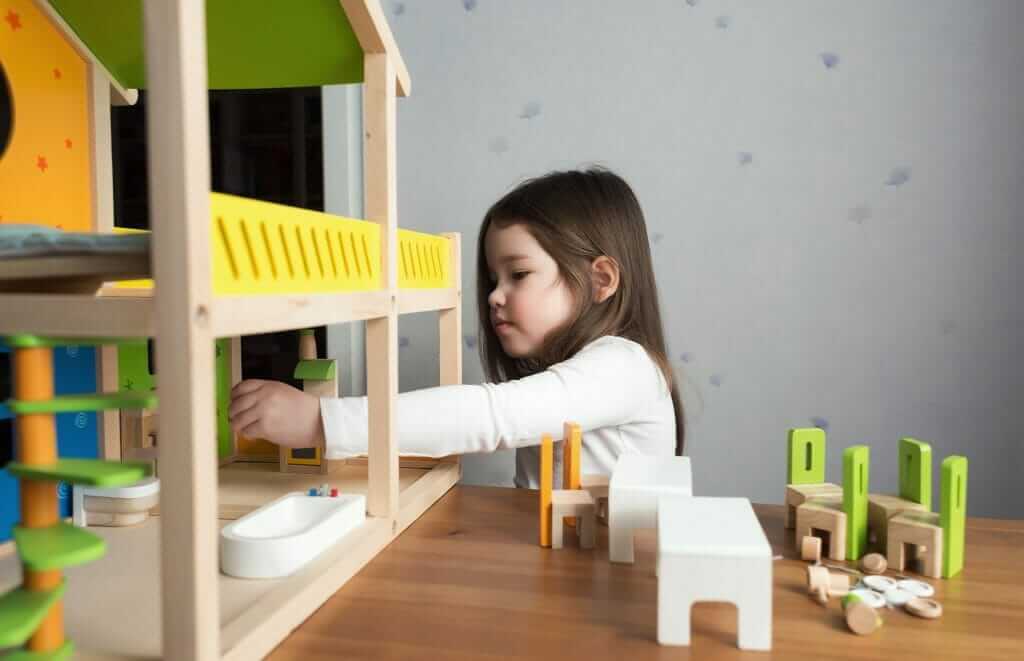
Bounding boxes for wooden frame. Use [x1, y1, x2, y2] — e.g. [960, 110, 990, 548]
[0, 2, 461, 658]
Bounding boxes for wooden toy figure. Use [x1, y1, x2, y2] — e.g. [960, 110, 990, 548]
[867, 437, 930, 551]
[887, 455, 968, 579]
[784, 428, 841, 529]
[794, 445, 869, 562]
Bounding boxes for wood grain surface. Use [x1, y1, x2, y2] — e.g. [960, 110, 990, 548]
[269, 485, 1024, 660]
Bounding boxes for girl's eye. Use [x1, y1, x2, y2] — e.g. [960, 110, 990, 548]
[512, 271, 530, 281]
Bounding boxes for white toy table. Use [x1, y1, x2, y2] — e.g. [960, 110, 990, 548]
[608, 454, 692, 563]
[657, 496, 772, 650]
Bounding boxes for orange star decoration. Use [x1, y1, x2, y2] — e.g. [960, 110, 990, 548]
[65, 138, 73, 149]
[4, 9, 21, 30]
[36, 155, 48, 172]
[53, 68, 62, 79]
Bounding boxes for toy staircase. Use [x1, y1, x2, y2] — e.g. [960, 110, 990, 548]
[0, 335, 153, 659]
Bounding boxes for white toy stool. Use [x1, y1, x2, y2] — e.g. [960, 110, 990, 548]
[72, 476, 160, 527]
[609, 454, 691, 563]
[657, 496, 772, 651]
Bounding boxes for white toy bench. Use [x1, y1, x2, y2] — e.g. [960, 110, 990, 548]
[657, 496, 772, 650]
[608, 454, 692, 563]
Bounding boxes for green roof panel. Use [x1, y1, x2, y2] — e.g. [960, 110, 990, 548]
[47, 0, 365, 90]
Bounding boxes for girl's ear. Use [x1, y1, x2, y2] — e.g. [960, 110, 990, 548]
[591, 256, 620, 303]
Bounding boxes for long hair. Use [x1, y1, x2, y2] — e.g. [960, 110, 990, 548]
[475, 167, 685, 455]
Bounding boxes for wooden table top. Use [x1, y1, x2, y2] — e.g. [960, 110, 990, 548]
[269, 485, 1024, 660]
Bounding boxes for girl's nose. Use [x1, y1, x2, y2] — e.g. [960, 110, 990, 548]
[488, 285, 504, 308]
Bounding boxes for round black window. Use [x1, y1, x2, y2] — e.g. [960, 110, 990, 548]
[0, 61, 12, 159]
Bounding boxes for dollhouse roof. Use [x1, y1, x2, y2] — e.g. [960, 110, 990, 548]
[42, 0, 410, 96]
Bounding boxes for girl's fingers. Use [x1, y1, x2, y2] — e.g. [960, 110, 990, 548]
[228, 389, 264, 420]
[231, 406, 264, 437]
[239, 421, 265, 441]
[231, 379, 266, 398]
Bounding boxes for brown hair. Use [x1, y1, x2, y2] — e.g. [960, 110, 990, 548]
[475, 167, 685, 455]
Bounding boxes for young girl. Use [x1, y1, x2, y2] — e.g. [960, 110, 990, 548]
[229, 167, 685, 488]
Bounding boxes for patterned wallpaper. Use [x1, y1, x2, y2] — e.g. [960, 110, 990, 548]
[354, 0, 1023, 517]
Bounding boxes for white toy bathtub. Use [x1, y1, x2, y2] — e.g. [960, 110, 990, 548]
[220, 491, 366, 579]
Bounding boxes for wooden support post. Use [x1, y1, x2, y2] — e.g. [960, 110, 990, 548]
[539, 435, 553, 547]
[562, 422, 581, 527]
[143, 0, 219, 658]
[438, 233, 462, 465]
[364, 51, 399, 521]
[14, 346, 64, 653]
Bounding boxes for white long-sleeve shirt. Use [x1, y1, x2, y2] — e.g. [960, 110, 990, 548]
[320, 335, 677, 488]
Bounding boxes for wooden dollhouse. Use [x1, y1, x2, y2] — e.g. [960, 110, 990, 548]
[0, 1, 462, 658]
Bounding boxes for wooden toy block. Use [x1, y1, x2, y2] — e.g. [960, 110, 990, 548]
[800, 535, 822, 563]
[899, 437, 933, 509]
[550, 489, 596, 550]
[940, 455, 968, 578]
[784, 426, 837, 528]
[843, 445, 870, 560]
[886, 510, 943, 578]
[784, 483, 841, 529]
[539, 435, 554, 547]
[657, 496, 772, 650]
[867, 493, 926, 551]
[609, 454, 692, 564]
[581, 473, 609, 523]
[562, 422, 582, 527]
[788, 427, 826, 485]
[795, 497, 847, 561]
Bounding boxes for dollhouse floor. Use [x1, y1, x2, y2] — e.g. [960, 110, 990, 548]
[0, 461, 454, 659]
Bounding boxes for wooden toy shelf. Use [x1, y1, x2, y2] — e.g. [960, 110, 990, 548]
[0, 1, 461, 658]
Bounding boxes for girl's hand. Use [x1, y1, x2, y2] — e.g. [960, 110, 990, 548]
[228, 379, 323, 449]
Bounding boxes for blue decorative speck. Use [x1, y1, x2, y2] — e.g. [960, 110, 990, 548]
[686, 0, 699, 6]
[885, 167, 911, 187]
[939, 320, 957, 336]
[738, 152, 753, 166]
[820, 52, 840, 69]
[519, 101, 542, 120]
[65, 346, 79, 358]
[393, 2, 405, 16]
[848, 205, 871, 225]
[810, 416, 830, 431]
[464, 335, 478, 349]
[652, 232, 664, 244]
[680, 352, 694, 364]
[488, 137, 509, 154]
[715, 16, 731, 29]
[399, 336, 410, 348]
[709, 373, 724, 387]
[57, 481, 69, 499]
[463, 0, 478, 11]
[74, 412, 87, 429]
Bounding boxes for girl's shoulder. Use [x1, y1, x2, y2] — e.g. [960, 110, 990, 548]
[560, 334, 669, 395]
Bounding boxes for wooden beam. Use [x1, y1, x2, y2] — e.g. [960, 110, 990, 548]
[439, 233, 462, 387]
[397, 287, 458, 315]
[339, 0, 411, 97]
[363, 52, 399, 520]
[142, 0, 219, 658]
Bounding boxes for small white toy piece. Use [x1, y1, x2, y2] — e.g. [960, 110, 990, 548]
[609, 454, 692, 564]
[656, 496, 772, 651]
[72, 476, 160, 527]
[550, 489, 596, 549]
[220, 491, 366, 579]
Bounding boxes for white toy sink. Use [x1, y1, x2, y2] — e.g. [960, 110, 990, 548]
[220, 491, 365, 579]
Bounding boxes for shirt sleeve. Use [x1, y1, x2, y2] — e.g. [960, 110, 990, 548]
[320, 336, 669, 459]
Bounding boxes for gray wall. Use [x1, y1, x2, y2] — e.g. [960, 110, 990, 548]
[326, 1, 1024, 518]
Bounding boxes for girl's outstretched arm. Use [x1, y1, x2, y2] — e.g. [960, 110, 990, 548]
[322, 336, 667, 458]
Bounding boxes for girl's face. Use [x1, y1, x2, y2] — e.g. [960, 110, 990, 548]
[484, 222, 575, 359]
